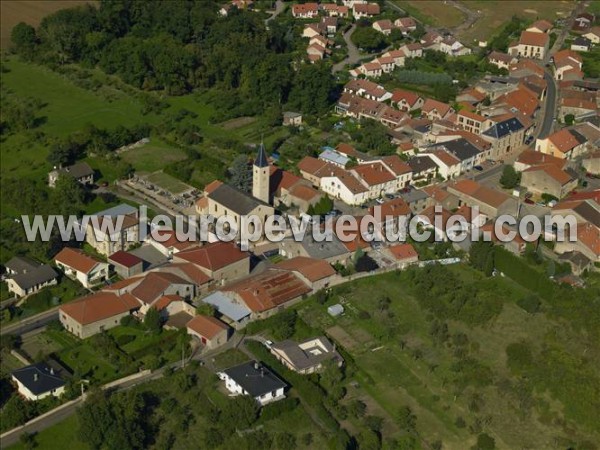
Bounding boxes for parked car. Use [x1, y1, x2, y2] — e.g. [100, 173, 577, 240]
[524, 135, 534, 145]
[376, 198, 385, 204]
[385, 193, 395, 199]
[524, 198, 534, 205]
[474, 165, 484, 171]
[264, 340, 273, 350]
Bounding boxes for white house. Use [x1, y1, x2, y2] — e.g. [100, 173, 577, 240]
[54, 247, 109, 288]
[11, 363, 66, 401]
[218, 361, 287, 406]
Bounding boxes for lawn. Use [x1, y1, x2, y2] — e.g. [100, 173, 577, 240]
[6, 414, 87, 450]
[121, 140, 187, 173]
[394, 1, 466, 28]
[458, 1, 574, 44]
[144, 171, 194, 195]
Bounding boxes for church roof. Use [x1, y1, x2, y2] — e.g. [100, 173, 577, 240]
[255, 143, 269, 168]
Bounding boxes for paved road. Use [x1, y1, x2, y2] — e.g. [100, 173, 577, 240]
[537, 71, 557, 139]
[332, 25, 359, 74]
[1, 308, 59, 336]
[265, 0, 284, 24]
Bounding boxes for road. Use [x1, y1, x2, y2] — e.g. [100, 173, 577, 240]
[332, 25, 359, 74]
[264, 0, 284, 24]
[1, 307, 59, 336]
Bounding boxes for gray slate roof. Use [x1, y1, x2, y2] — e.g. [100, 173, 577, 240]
[92, 203, 137, 217]
[12, 362, 65, 396]
[430, 138, 481, 162]
[482, 117, 524, 139]
[53, 162, 94, 179]
[271, 336, 343, 371]
[5, 256, 40, 274]
[223, 361, 287, 397]
[11, 265, 58, 291]
[208, 183, 267, 215]
[202, 291, 251, 322]
[255, 143, 269, 168]
[408, 155, 437, 174]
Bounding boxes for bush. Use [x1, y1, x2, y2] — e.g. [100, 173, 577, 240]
[517, 294, 541, 314]
[116, 334, 136, 346]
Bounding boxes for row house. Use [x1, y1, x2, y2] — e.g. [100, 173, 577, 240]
[343, 79, 391, 102]
[536, 123, 600, 160]
[352, 2, 380, 19]
[421, 99, 454, 121]
[320, 3, 350, 17]
[508, 31, 549, 60]
[372, 19, 394, 36]
[292, 2, 319, 19]
[391, 89, 424, 111]
[456, 109, 488, 135]
[481, 114, 527, 159]
[487, 51, 517, 70]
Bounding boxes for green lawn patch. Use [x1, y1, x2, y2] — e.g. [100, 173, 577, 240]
[6, 415, 86, 450]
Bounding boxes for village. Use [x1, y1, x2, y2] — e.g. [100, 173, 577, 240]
[1, 1, 599, 449]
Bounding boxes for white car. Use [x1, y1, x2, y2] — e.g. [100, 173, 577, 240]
[264, 340, 273, 350]
[376, 198, 385, 204]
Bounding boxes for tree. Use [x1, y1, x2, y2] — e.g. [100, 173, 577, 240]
[144, 307, 162, 334]
[228, 154, 252, 193]
[499, 165, 520, 189]
[352, 27, 386, 52]
[355, 254, 378, 272]
[397, 406, 416, 431]
[19, 432, 36, 450]
[196, 303, 216, 317]
[51, 176, 86, 216]
[275, 432, 297, 450]
[472, 433, 495, 450]
[564, 114, 575, 126]
[11, 22, 38, 59]
[1, 396, 30, 429]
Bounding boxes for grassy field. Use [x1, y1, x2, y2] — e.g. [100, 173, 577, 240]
[7, 415, 87, 450]
[458, 1, 574, 44]
[120, 140, 187, 173]
[0, 1, 95, 49]
[394, 1, 466, 28]
[144, 171, 194, 195]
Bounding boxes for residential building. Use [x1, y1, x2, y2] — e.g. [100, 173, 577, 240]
[447, 179, 518, 218]
[521, 164, 578, 199]
[386, 243, 419, 268]
[108, 250, 144, 278]
[11, 363, 66, 401]
[583, 27, 600, 44]
[271, 336, 343, 374]
[526, 19, 553, 34]
[275, 256, 338, 291]
[48, 162, 94, 188]
[186, 315, 230, 350]
[456, 110, 488, 135]
[391, 89, 424, 111]
[292, 2, 319, 18]
[421, 99, 454, 120]
[173, 242, 250, 285]
[283, 111, 303, 126]
[487, 51, 516, 70]
[60, 291, 141, 338]
[571, 37, 592, 52]
[4, 256, 58, 297]
[352, 2, 380, 19]
[536, 127, 589, 160]
[481, 115, 526, 159]
[508, 31, 549, 60]
[218, 361, 287, 405]
[373, 19, 394, 35]
[54, 247, 109, 288]
[394, 17, 417, 34]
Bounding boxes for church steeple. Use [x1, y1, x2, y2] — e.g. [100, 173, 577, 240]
[252, 139, 270, 204]
[254, 141, 269, 168]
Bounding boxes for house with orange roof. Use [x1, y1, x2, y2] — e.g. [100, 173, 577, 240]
[535, 127, 588, 160]
[368, 197, 412, 241]
[129, 271, 195, 313]
[394, 17, 417, 34]
[320, 165, 370, 205]
[514, 149, 567, 172]
[508, 31, 549, 60]
[583, 26, 600, 44]
[292, 2, 319, 18]
[270, 166, 322, 213]
[521, 164, 578, 199]
[509, 59, 545, 79]
[421, 99, 454, 120]
[146, 228, 200, 258]
[555, 222, 600, 264]
[59, 291, 141, 338]
[456, 109, 488, 135]
[372, 19, 394, 35]
[495, 86, 540, 118]
[447, 179, 517, 218]
[108, 250, 144, 279]
[526, 19, 553, 34]
[488, 51, 517, 70]
[386, 243, 418, 268]
[275, 256, 338, 290]
[54, 247, 108, 288]
[352, 2, 380, 19]
[173, 241, 250, 284]
[187, 315, 230, 350]
[391, 89, 424, 111]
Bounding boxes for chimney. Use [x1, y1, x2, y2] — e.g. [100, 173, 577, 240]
[50, 368, 54, 375]
[254, 361, 259, 371]
[34, 373, 39, 382]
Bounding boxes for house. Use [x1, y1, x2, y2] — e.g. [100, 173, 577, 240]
[508, 31, 549, 60]
[303, 23, 323, 38]
[11, 363, 66, 401]
[129, 271, 196, 312]
[85, 204, 140, 256]
[439, 36, 471, 56]
[514, 149, 567, 172]
[456, 87, 487, 106]
[386, 243, 418, 268]
[394, 17, 417, 34]
[494, 85, 540, 118]
[583, 27, 600, 44]
[54, 247, 109, 288]
[271, 336, 343, 374]
[186, 315, 230, 350]
[321, 16, 338, 34]
[145, 228, 199, 258]
[509, 59, 545, 79]
[282, 111, 302, 127]
[108, 250, 144, 278]
[488, 51, 516, 70]
[373, 19, 394, 35]
[424, 149, 461, 180]
[399, 42, 423, 58]
[270, 167, 322, 213]
[571, 37, 592, 52]
[369, 197, 412, 240]
[535, 127, 588, 160]
[572, 13, 595, 32]
[4, 256, 58, 297]
[526, 19, 553, 34]
[391, 89, 424, 111]
[173, 241, 250, 285]
[218, 361, 287, 405]
[583, 151, 600, 175]
[521, 164, 578, 199]
[352, 2, 380, 19]
[275, 256, 337, 291]
[280, 233, 352, 266]
[421, 99, 454, 120]
[292, 2, 319, 18]
[321, 4, 349, 18]
[554, 221, 600, 263]
[48, 162, 94, 188]
[553, 49, 584, 81]
[344, 79, 391, 102]
[380, 49, 407, 68]
[59, 291, 141, 338]
[408, 155, 437, 183]
[447, 179, 518, 218]
[456, 110, 488, 135]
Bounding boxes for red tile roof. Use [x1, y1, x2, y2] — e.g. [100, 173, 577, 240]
[175, 242, 248, 272]
[548, 129, 581, 153]
[108, 250, 143, 268]
[518, 30, 549, 47]
[55, 248, 102, 274]
[369, 197, 411, 217]
[388, 243, 418, 261]
[224, 269, 311, 312]
[60, 292, 140, 325]
[352, 162, 396, 186]
[275, 256, 336, 282]
[186, 315, 229, 338]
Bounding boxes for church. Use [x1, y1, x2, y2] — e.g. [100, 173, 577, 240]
[195, 143, 276, 241]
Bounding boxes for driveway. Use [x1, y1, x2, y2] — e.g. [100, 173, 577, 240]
[332, 25, 360, 74]
[264, 0, 284, 24]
